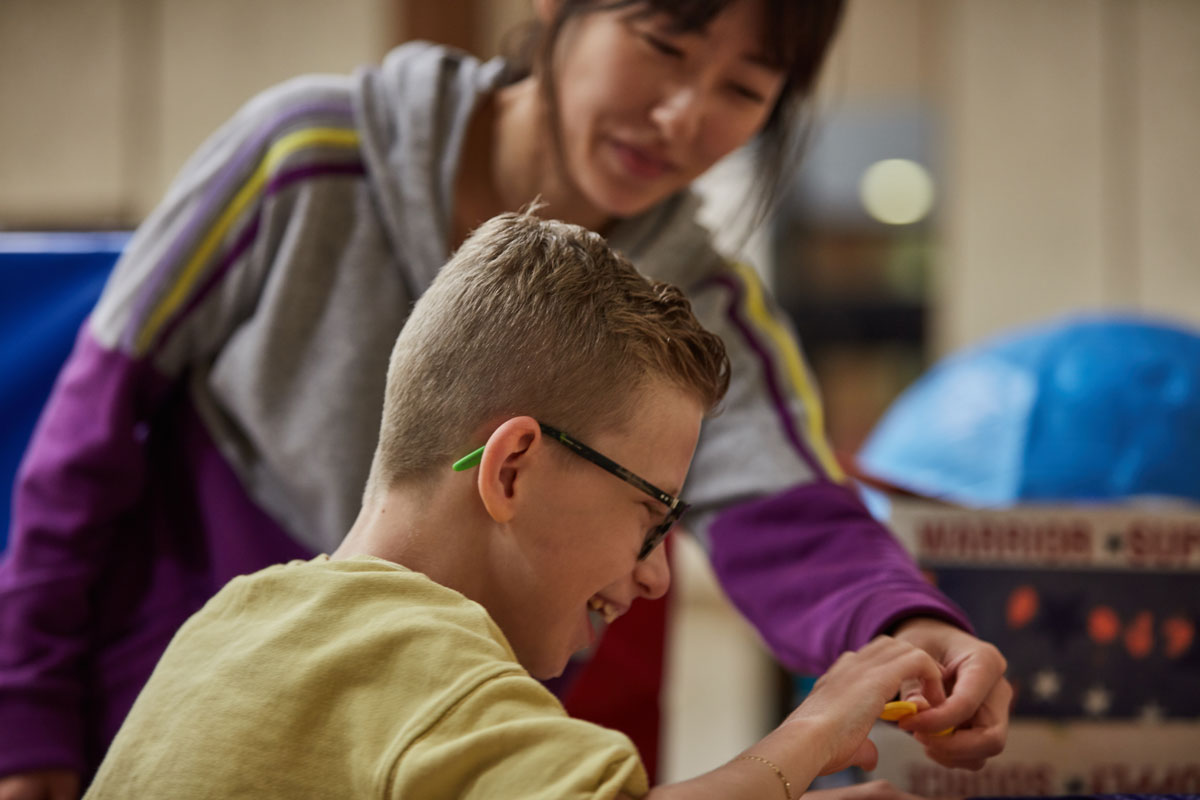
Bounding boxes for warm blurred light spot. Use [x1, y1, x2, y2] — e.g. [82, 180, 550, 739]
[1087, 605, 1120, 644]
[859, 158, 934, 225]
[1006, 584, 1038, 629]
[1162, 615, 1194, 659]
[1124, 610, 1154, 659]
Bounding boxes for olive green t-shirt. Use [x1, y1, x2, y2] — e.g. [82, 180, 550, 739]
[86, 556, 648, 799]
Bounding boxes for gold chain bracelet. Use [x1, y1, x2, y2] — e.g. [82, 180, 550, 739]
[735, 754, 792, 800]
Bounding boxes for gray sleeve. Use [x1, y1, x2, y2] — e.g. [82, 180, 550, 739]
[682, 260, 847, 544]
[88, 74, 361, 375]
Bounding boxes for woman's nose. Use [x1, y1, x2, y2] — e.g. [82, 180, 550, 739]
[650, 84, 702, 144]
[633, 539, 672, 600]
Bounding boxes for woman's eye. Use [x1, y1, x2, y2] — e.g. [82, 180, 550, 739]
[643, 33, 684, 58]
[729, 83, 767, 104]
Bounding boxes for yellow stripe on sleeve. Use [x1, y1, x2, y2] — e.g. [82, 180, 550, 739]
[729, 261, 846, 482]
[133, 127, 361, 355]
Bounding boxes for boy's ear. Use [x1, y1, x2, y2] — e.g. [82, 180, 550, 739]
[476, 416, 542, 524]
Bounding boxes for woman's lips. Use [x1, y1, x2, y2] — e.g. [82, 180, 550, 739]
[609, 139, 674, 181]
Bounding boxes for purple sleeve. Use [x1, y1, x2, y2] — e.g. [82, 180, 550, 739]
[708, 480, 973, 675]
[0, 327, 170, 776]
[0, 81, 357, 778]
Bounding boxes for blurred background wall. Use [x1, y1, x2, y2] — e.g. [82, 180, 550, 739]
[773, 0, 1200, 457]
[0, 0, 389, 226]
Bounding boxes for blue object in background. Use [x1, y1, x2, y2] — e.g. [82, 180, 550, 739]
[859, 314, 1200, 507]
[0, 233, 127, 551]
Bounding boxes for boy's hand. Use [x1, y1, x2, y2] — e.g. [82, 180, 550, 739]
[0, 770, 80, 800]
[780, 636, 945, 775]
[891, 617, 1011, 771]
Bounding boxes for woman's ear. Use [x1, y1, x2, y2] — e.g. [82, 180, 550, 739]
[476, 416, 542, 524]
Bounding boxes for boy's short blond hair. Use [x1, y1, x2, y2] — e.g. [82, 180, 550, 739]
[368, 212, 729, 492]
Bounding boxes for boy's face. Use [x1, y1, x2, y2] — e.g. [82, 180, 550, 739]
[493, 380, 704, 680]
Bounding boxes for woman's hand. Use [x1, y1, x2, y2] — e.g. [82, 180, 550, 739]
[891, 617, 1012, 771]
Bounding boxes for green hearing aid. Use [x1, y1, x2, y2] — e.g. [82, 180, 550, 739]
[452, 445, 485, 472]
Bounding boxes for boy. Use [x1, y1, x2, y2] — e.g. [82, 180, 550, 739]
[86, 213, 945, 799]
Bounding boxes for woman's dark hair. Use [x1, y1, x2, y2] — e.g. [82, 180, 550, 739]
[501, 0, 847, 226]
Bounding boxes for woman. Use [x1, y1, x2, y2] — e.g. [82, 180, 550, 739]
[0, 0, 1009, 796]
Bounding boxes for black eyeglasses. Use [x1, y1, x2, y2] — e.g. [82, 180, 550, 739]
[451, 421, 688, 560]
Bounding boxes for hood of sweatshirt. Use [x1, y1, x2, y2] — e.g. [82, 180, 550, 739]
[353, 41, 722, 296]
[353, 42, 507, 296]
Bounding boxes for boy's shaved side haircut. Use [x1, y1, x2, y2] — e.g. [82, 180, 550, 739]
[367, 211, 730, 494]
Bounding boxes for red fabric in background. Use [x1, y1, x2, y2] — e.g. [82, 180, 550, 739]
[562, 540, 673, 783]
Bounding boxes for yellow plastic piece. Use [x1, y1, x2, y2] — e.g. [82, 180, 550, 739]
[880, 700, 956, 736]
[879, 700, 918, 721]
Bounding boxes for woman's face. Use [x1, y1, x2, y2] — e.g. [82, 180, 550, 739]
[544, 0, 786, 218]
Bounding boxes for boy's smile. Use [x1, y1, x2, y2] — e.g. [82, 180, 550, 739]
[588, 594, 625, 626]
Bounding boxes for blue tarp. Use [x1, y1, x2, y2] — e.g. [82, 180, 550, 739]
[859, 313, 1200, 506]
[1, 232, 127, 551]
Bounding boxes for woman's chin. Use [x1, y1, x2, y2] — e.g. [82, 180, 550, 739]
[590, 190, 666, 221]
[578, 172, 676, 221]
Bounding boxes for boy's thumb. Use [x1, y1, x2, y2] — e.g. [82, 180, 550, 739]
[824, 738, 879, 775]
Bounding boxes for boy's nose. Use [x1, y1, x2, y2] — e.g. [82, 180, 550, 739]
[633, 541, 671, 600]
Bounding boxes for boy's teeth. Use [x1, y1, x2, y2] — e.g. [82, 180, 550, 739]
[588, 596, 620, 623]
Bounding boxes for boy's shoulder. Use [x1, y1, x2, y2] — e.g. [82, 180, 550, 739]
[230, 555, 518, 663]
[154, 554, 532, 733]
[89, 561, 561, 796]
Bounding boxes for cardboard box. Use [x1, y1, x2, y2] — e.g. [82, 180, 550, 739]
[867, 499, 1200, 795]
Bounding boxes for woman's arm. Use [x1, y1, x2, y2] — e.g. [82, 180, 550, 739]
[680, 260, 1008, 766]
[0, 328, 172, 781]
[683, 261, 970, 669]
